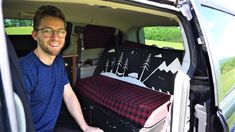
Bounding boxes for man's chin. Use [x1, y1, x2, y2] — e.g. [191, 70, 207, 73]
[48, 50, 62, 56]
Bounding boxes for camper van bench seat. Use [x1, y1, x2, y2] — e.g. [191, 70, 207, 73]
[76, 75, 171, 128]
[76, 42, 183, 131]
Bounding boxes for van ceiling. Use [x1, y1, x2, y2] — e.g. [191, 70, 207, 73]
[3, 0, 179, 32]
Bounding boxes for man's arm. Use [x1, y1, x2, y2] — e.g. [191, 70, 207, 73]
[63, 83, 103, 132]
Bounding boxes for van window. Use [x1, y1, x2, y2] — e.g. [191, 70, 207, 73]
[4, 19, 35, 57]
[4, 19, 33, 35]
[200, 5, 235, 130]
[143, 26, 184, 50]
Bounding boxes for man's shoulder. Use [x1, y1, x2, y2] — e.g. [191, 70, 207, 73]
[19, 51, 36, 71]
[56, 54, 64, 60]
[55, 54, 65, 65]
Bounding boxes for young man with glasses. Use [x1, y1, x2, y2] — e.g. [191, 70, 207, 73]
[19, 5, 103, 132]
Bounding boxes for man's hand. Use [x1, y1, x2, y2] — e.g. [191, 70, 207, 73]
[84, 126, 104, 132]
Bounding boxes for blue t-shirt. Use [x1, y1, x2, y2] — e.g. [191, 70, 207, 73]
[20, 51, 69, 132]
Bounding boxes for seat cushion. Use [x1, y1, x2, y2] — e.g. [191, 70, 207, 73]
[77, 75, 171, 126]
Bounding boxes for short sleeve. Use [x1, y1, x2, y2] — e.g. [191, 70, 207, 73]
[59, 56, 70, 87]
[20, 65, 35, 103]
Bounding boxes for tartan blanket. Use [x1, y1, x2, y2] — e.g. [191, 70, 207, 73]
[77, 75, 171, 126]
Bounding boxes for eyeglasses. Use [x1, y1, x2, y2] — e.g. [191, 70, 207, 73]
[37, 28, 67, 38]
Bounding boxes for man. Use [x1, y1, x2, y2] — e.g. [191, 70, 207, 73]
[20, 5, 103, 132]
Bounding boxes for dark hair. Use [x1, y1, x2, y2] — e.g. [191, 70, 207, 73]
[33, 5, 65, 31]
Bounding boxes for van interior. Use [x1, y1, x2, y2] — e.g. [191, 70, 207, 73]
[3, 1, 212, 132]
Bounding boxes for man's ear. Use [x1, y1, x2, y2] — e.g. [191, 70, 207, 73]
[32, 31, 37, 41]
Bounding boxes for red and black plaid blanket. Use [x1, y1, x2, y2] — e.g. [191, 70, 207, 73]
[77, 75, 171, 126]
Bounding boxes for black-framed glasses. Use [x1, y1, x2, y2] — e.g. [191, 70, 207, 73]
[36, 27, 67, 38]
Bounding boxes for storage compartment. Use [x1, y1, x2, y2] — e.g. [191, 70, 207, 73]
[78, 65, 97, 79]
[92, 105, 140, 132]
[77, 94, 93, 125]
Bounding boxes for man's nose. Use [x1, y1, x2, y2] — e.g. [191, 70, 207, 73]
[51, 31, 59, 38]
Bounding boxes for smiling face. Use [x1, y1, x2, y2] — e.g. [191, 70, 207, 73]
[32, 16, 66, 57]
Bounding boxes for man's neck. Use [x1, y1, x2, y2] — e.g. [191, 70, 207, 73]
[34, 48, 56, 65]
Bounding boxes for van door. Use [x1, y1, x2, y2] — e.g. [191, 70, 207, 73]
[189, 0, 235, 131]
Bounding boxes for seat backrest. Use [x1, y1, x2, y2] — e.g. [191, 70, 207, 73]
[5, 34, 35, 132]
[8, 35, 36, 57]
[94, 40, 184, 94]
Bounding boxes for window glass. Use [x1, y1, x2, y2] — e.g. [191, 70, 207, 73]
[200, 6, 235, 130]
[143, 26, 184, 50]
[4, 19, 33, 35]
